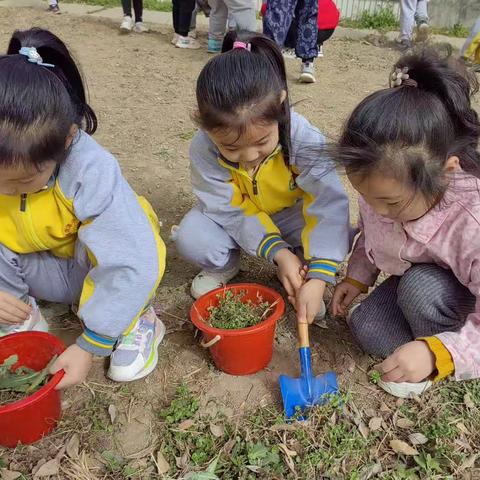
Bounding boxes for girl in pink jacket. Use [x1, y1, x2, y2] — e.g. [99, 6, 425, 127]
[331, 50, 480, 398]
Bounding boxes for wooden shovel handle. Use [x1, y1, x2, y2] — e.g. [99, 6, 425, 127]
[298, 322, 310, 348]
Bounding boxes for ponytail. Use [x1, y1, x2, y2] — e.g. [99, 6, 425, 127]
[194, 31, 291, 162]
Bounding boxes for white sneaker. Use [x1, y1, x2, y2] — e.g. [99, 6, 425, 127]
[171, 33, 179, 45]
[120, 15, 134, 32]
[108, 307, 166, 382]
[188, 29, 197, 39]
[0, 298, 49, 337]
[133, 21, 149, 33]
[175, 35, 201, 50]
[299, 62, 316, 83]
[191, 264, 240, 299]
[317, 45, 324, 58]
[417, 21, 429, 42]
[377, 379, 433, 398]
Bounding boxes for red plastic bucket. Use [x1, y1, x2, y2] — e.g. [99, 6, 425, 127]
[0, 332, 65, 447]
[190, 283, 285, 375]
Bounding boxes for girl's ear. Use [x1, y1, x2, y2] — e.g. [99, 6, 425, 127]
[444, 155, 460, 173]
[65, 124, 79, 149]
[280, 89, 287, 104]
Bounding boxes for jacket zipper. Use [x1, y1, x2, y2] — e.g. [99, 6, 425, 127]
[20, 194, 27, 212]
[18, 193, 46, 250]
[252, 178, 258, 195]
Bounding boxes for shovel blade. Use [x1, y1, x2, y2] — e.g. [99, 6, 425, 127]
[280, 371, 338, 419]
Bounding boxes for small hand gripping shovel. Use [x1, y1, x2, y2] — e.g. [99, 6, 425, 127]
[280, 322, 339, 419]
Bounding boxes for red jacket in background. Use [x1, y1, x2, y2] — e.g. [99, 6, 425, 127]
[261, 0, 340, 30]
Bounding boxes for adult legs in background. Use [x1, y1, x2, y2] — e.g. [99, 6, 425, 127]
[224, 0, 257, 32]
[172, 0, 200, 48]
[398, 0, 428, 46]
[264, 0, 297, 50]
[208, 0, 229, 52]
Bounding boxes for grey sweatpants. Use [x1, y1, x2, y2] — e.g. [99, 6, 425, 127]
[399, 0, 428, 40]
[350, 264, 475, 358]
[208, 0, 257, 40]
[0, 243, 89, 307]
[175, 202, 305, 271]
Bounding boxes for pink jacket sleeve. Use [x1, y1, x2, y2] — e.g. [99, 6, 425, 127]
[346, 210, 380, 287]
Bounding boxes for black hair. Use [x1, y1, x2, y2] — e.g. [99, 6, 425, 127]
[0, 27, 97, 168]
[194, 31, 291, 162]
[333, 49, 480, 202]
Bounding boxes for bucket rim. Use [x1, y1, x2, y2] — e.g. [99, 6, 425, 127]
[190, 283, 285, 337]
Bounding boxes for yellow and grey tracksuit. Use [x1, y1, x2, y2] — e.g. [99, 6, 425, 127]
[0, 131, 166, 356]
[175, 111, 351, 283]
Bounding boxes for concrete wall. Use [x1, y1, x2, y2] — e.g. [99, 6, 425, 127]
[428, 0, 480, 29]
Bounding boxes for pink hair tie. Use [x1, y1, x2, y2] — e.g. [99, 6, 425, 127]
[233, 41, 251, 51]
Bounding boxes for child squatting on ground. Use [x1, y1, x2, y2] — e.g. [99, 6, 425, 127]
[0, 28, 166, 389]
[174, 31, 351, 326]
[331, 50, 480, 398]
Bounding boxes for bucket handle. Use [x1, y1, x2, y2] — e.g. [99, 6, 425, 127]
[200, 334, 221, 348]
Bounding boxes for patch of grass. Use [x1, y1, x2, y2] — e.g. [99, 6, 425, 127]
[178, 130, 196, 141]
[432, 23, 470, 38]
[159, 384, 200, 424]
[207, 290, 272, 330]
[63, 0, 173, 12]
[154, 382, 480, 478]
[340, 6, 399, 31]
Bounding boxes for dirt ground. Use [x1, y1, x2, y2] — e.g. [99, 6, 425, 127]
[0, 6, 479, 480]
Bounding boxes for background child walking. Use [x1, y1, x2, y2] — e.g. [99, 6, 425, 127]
[0, 28, 166, 389]
[331, 50, 480, 398]
[175, 32, 350, 325]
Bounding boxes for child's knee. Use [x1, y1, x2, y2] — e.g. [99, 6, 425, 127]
[397, 264, 450, 318]
[349, 306, 380, 354]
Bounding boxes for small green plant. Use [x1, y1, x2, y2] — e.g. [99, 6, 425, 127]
[207, 290, 272, 330]
[369, 370, 381, 384]
[159, 384, 199, 424]
[101, 450, 125, 473]
[447, 23, 469, 38]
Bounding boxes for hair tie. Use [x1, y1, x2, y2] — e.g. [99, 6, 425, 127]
[233, 41, 251, 51]
[390, 66, 417, 88]
[19, 47, 55, 68]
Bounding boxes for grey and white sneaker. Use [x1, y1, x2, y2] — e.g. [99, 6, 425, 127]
[191, 264, 240, 299]
[299, 62, 316, 83]
[395, 36, 412, 51]
[416, 21, 430, 42]
[0, 298, 49, 337]
[175, 35, 201, 49]
[108, 307, 166, 382]
[133, 21, 149, 33]
[120, 15, 134, 32]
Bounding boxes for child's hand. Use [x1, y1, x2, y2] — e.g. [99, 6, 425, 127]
[375, 341, 436, 383]
[50, 344, 93, 390]
[331, 281, 362, 317]
[0, 291, 32, 325]
[274, 248, 305, 299]
[293, 279, 326, 324]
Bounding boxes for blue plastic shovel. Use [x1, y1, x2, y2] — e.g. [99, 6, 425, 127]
[280, 323, 339, 419]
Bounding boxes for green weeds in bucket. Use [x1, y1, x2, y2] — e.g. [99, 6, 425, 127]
[207, 290, 274, 330]
[0, 355, 56, 406]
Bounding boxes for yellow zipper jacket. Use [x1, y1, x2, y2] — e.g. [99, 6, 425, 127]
[0, 132, 166, 356]
[189, 111, 351, 283]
